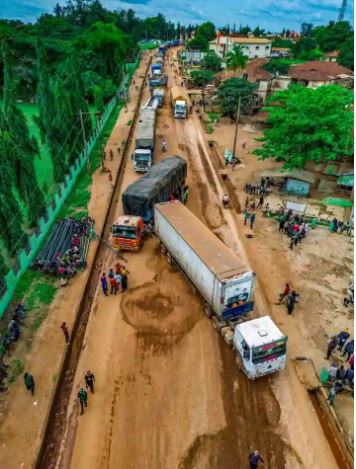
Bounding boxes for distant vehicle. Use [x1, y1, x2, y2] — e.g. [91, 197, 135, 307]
[154, 200, 287, 379]
[170, 86, 187, 119]
[122, 156, 187, 223]
[132, 106, 157, 172]
[149, 74, 168, 88]
[151, 62, 162, 76]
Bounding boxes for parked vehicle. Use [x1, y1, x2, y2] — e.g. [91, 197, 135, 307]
[151, 87, 164, 107]
[132, 106, 156, 172]
[122, 156, 187, 223]
[170, 86, 187, 119]
[154, 201, 287, 379]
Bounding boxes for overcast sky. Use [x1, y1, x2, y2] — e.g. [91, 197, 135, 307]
[1, 0, 354, 31]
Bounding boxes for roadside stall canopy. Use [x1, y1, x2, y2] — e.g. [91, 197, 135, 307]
[337, 172, 354, 188]
[260, 168, 316, 196]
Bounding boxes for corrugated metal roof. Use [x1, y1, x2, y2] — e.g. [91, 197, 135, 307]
[260, 168, 316, 184]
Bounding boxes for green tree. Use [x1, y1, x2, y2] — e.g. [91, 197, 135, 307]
[226, 44, 248, 77]
[2, 41, 45, 227]
[202, 51, 222, 71]
[94, 84, 104, 113]
[188, 21, 215, 50]
[190, 69, 214, 88]
[292, 36, 317, 57]
[272, 38, 293, 48]
[253, 85, 353, 168]
[301, 23, 314, 37]
[262, 58, 293, 75]
[314, 21, 353, 52]
[217, 78, 257, 118]
[253, 26, 265, 37]
[338, 36, 354, 70]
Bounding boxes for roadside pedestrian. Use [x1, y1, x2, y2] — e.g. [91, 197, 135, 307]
[279, 283, 290, 303]
[278, 214, 286, 233]
[161, 139, 167, 152]
[326, 335, 338, 360]
[242, 141, 246, 150]
[121, 267, 129, 291]
[60, 322, 70, 344]
[110, 275, 118, 295]
[336, 365, 346, 380]
[342, 340, 354, 361]
[245, 196, 249, 210]
[78, 388, 88, 415]
[115, 272, 122, 292]
[222, 194, 230, 209]
[117, 147, 121, 156]
[243, 209, 249, 226]
[287, 290, 298, 315]
[250, 201, 256, 211]
[100, 272, 108, 296]
[108, 171, 113, 183]
[257, 194, 264, 209]
[248, 450, 264, 469]
[231, 157, 237, 170]
[250, 212, 256, 230]
[85, 370, 96, 393]
[109, 149, 114, 161]
[23, 372, 35, 396]
[337, 329, 350, 350]
[115, 262, 123, 275]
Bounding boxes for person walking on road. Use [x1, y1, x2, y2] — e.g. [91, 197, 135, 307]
[279, 283, 290, 303]
[121, 267, 129, 292]
[78, 388, 88, 415]
[287, 290, 298, 315]
[248, 450, 265, 468]
[342, 340, 354, 361]
[24, 372, 35, 396]
[85, 371, 96, 393]
[250, 212, 256, 229]
[257, 194, 264, 209]
[326, 335, 338, 360]
[222, 194, 230, 209]
[60, 322, 70, 344]
[100, 272, 108, 296]
[243, 209, 249, 226]
[161, 139, 167, 152]
[337, 329, 350, 350]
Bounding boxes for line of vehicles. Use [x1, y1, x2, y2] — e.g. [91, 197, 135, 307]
[111, 48, 287, 380]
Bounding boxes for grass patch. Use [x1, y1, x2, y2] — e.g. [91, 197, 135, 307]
[8, 358, 24, 385]
[207, 112, 220, 122]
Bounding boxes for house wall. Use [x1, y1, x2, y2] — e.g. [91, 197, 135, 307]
[255, 80, 271, 101]
[271, 76, 291, 91]
[240, 43, 271, 59]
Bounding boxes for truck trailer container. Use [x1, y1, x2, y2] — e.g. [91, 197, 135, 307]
[122, 157, 187, 222]
[132, 106, 156, 172]
[154, 201, 287, 379]
[154, 201, 254, 318]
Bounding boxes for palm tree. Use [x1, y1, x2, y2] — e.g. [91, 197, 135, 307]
[226, 44, 248, 77]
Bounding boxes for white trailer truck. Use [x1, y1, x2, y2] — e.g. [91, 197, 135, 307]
[154, 201, 287, 379]
[132, 106, 156, 172]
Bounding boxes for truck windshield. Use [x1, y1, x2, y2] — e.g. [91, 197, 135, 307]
[252, 340, 287, 364]
[112, 226, 136, 239]
[135, 154, 150, 162]
[176, 104, 185, 113]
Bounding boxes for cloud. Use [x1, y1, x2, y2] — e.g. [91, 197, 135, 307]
[120, 0, 151, 4]
[0, 0, 354, 29]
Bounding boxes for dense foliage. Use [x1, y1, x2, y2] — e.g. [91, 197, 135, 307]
[188, 22, 215, 50]
[190, 70, 214, 88]
[262, 58, 303, 75]
[253, 85, 353, 169]
[226, 45, 248, 76]
[218, 78, 257, 118]
[201, 51, 222, 72]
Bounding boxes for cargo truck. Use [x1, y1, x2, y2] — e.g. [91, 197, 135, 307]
[151, 88, 164, 107]
[122, 156, 188, 223]
[154, 201, 287, 379]
[132, 106, 156, 172]
[151, 63, 162, 75]
[149, 74, 168, 88]
[170, 86, 187, 119]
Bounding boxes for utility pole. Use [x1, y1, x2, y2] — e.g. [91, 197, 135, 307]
[232, 96, 241, 163]
[79, 110, 90, 173]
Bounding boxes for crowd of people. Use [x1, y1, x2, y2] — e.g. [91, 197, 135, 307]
[100, 263, 129, 296]
[325, 329, 354, 405]
[275, 208, 310, 250]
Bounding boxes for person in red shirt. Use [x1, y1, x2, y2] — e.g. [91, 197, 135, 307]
[293, 223, 300, 233]
[110, 276, 118, 295]
[279, 283, 290, 303]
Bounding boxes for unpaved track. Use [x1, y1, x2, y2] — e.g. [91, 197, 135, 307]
[42, 49, 337, 469]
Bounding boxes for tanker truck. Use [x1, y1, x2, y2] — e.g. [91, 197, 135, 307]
[154, 201, 287, 379]
[170, 86, 187, 119]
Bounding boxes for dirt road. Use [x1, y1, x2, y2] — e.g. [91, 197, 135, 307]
[41, 48, 341, 469]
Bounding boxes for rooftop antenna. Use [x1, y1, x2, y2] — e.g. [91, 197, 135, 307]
[337, 0, 347, 21]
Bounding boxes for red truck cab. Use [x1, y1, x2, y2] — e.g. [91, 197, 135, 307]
[111, 216, 144, 251]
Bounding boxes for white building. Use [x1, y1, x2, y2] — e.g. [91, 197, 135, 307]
[209, 35, 272, 60]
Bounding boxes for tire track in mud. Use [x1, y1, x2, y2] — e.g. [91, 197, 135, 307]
[178, 339, 289, 469]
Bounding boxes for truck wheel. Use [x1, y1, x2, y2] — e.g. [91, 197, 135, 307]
[160, 243, 167, 255]
[235, 354, 243, 371]
[167, 252, 173, 265]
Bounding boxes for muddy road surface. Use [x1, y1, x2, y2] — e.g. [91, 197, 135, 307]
[44, 49, 337, 469]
